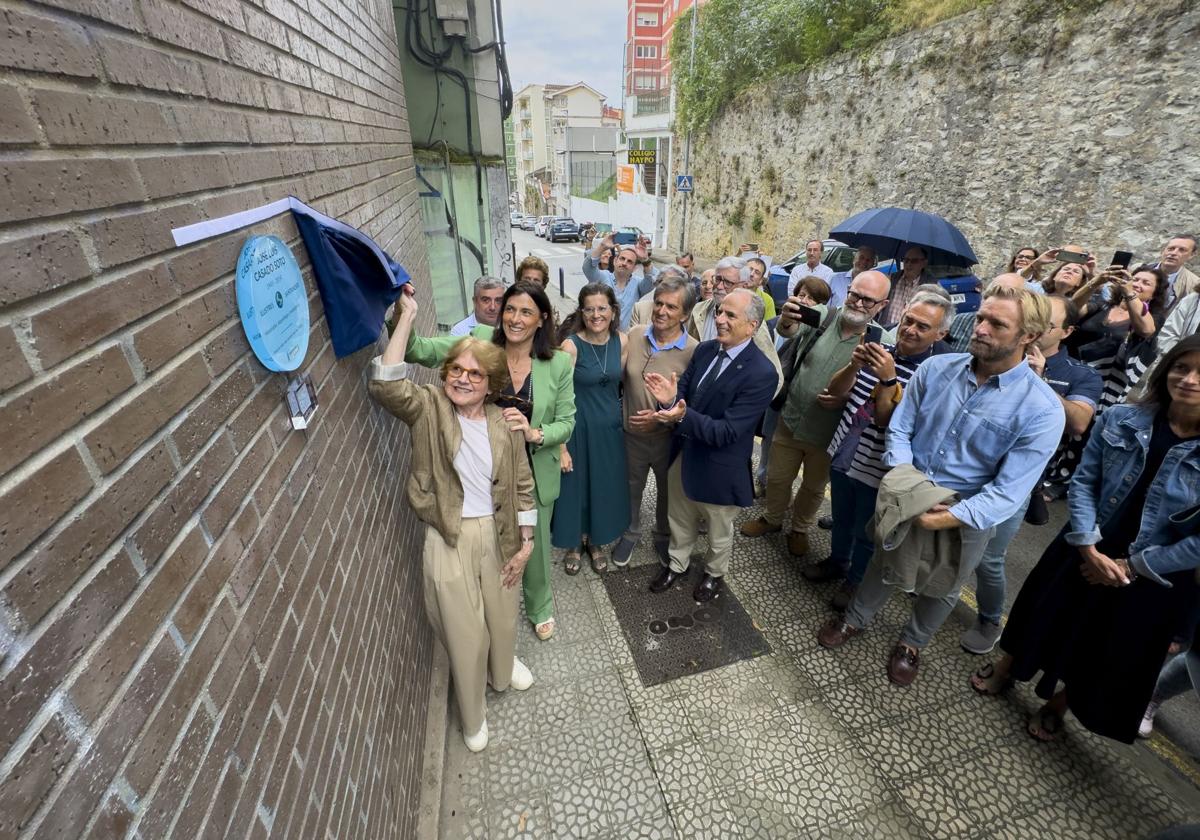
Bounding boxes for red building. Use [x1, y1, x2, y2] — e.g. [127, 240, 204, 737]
[623, 0, 701, 108]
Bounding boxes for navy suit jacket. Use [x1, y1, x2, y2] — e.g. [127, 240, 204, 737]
[669, 338, 776, 507]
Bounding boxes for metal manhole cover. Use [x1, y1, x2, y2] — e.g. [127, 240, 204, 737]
[601, 564, 772, 687]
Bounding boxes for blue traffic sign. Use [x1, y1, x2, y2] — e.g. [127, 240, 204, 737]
[675, 174, 694, 193]
[236, 234, 309, 372]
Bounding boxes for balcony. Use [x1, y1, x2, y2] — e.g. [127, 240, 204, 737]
[633, 93, 668, 116]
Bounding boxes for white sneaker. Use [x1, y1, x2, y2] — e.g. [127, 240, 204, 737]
[464, 720, 489, 752]
[510, 658, 534, 691]
[1138, 702, 1160, 739]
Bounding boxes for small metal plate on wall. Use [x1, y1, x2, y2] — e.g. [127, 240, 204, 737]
[602, 564, 772, 687]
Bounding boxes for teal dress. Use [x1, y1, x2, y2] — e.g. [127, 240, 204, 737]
[552, 333, 630, 547]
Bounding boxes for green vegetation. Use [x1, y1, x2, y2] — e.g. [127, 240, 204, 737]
[669, 0, 1111, 130]
[751, 210, 765, 234]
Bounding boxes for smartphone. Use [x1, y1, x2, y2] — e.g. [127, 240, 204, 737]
[1058, 249, 1088, 265]
[864, 324, 883, 345]
[746, 243, 760, 252]
[613, 231, 638, 246]
[1110, 250, 1133, 269]
[794, 303, 821, 328]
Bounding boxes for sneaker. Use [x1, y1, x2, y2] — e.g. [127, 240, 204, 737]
[612, 536, 637, 567]
[510, 658, 534, 691]
[464, 720, 489, 752]
[960, 619, 1003, 655]
[1138, 701, 1161, 739]
[740, 517, 782, 538]
[801, 558, 843, 582]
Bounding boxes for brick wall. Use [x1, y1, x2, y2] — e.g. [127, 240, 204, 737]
[0, 1, 436, 837]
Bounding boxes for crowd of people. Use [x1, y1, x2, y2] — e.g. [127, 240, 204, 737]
[368, 227, 1200, 756]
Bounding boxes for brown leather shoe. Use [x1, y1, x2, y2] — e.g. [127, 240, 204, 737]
[817, 617, 863, 649]
[887, 643, 920, 686]
[740, 517, 782, 538]
[786, 531, 810, 557]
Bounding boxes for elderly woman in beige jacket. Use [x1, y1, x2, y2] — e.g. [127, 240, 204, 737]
[368, 290, 537, 753]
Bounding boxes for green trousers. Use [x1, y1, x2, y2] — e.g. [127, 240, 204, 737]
[523, 498, 555, 626]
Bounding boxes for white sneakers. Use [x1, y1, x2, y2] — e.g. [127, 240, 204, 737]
[1138, 701, 1161, 739]
[464, 720, 489, 752]
[510, 658, 534, 691]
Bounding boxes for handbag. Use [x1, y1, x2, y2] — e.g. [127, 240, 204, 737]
[770, 306, 840, 411]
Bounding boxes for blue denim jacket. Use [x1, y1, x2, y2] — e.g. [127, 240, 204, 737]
[1066, 404, 1200, 585]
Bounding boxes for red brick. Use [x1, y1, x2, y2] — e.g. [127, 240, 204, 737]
[0, 446, 92, 571]
[132, 434, 236, 567]
[0, 324, 32, 394]
[45, 635, 178, 838]
[123, 597, 235, 795]
[84, 353, 209, 474]
[4, 442, 174, 627]
[137, 153, 235, 201]
[70, 531, 207, 722]
[86, 202, 203, 271]
[200, 320, 253, 377]
[0, 157, 146, 224]
[132, 283, 237, 373]
[201, 435, 272, 538]
[32, 88, 177, 146]
[139, 0, 226, 60]
[0, 228, 91, 307]
[0, 82, 37, 144]
[134, 709, 214, 839]
[95, 32, 206, 96]
[0, 7, 98, 77]
[0, 553, 139, 757]
[226, 709, 283, 837]
[0, 345, 134, 477]
[83, 792, 133, 840]
[0, 714, 78, 837]
[29, 264, 179, 368]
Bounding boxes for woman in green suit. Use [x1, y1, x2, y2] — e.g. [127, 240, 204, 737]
[405, 280, 576, 640]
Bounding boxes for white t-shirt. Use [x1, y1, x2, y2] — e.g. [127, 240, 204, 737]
[454, 414, 495, 517]
[788, 261, 834, 296]
[450, 313, 479, 336]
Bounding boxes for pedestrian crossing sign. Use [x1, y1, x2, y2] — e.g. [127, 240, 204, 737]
[675, 175, 694, 193]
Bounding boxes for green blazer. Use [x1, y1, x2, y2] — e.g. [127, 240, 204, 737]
[405, 326, 576, 507]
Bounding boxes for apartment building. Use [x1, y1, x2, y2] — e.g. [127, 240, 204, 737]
[513, 82, 608, 214]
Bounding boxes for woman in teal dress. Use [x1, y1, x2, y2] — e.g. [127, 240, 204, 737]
[552, 283, 630, 574]
[404, 281, 575, 641]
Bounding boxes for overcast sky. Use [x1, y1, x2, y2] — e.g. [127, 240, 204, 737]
[500, 0, 625, 104]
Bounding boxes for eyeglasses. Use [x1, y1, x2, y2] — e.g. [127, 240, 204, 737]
[582, 306, 611, 315]
[845, 290, 884, 307]
[713, 275, 741, 288]
[447, 363, 486, 384]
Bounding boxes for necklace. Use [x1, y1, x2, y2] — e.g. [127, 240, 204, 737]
[582, 333, 611, 385]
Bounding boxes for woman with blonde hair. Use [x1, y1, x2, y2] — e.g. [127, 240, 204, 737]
[368, 292, 537, 752]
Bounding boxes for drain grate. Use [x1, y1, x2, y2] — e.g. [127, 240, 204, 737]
[602, 564, 772, 687]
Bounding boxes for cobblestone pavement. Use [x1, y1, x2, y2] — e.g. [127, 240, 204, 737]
[438, 470, 1200, 839]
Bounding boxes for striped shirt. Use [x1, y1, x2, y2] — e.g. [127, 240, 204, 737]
[826, 345, 937, 488]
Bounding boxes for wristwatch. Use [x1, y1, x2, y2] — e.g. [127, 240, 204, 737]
[878, 377, 898, 388]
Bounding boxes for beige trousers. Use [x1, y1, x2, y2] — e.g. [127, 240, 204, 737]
[422, 516, 518, 735]
[763, 419, 832, 534]
[666, 459, 738, 578]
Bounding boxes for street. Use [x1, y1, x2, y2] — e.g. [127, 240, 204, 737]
[512, 227, 591, 299]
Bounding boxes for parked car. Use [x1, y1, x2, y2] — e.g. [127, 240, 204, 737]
[548, 218, 580, 243]
[534, 215, 555, 237]
[519, 215, 536, 231]
[510, 212, 524, 227]
[781, 238, 856, 275]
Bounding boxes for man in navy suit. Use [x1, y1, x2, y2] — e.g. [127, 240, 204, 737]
[644, 289, 777, 602]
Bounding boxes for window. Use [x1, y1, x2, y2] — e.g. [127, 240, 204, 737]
[634, 75, 657, 90]
[636, 12, 658, 26]
[634, 45, 658, 59]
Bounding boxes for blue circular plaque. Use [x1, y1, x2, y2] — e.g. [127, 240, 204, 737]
[235, 235, 309, 372]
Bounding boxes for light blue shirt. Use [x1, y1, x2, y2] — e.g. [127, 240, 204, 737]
[827, 270, 852, 308]
[696, 336, 752, 383]
[582, 256, 656, 331]
[646, 329, 689, 352]
[883, 353, 1065, 530]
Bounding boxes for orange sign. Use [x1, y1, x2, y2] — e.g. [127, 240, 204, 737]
[616, 165, 635, 194]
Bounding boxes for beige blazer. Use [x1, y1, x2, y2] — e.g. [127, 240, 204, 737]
[1174, 265, 1199, 302]
[367, 361, 535, 560]
[687, 298, 783, 393]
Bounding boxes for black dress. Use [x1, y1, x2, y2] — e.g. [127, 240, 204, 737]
[999, 415, 1200, 743]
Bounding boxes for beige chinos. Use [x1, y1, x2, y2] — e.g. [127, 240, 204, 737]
[665, 459, 738, 578]
[422, 515, 518, 735]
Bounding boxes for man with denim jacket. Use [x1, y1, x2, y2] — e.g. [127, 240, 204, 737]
[818, 286, 1065, 685]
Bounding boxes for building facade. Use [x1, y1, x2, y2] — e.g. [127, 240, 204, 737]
[514, 82, 609, 215]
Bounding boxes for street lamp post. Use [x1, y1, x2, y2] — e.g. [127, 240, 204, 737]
[678, 3, 698, 253]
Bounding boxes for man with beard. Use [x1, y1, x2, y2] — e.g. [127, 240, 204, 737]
[584, 232, 657, 331]
[818, 286, 1065, 685]
[741, 270, 891, 557]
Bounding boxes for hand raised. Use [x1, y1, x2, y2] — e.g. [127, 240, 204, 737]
[643, 371, 678, 405]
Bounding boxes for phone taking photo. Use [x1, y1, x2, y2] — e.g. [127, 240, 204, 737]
[793, 303, 821, 328]
[1111, 250, 1133, 269]
[1058, 249, 1088, 265]
[864, 324, 883, 345]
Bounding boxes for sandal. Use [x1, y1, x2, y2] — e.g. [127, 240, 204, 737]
[970, 662, 1013, 697]
[1027, 705, 1064, 742]
[535, 618, 555, 641]
[586, 543, 608, 573]
[564, 551, 581, 576]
